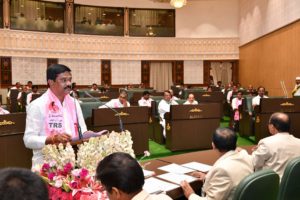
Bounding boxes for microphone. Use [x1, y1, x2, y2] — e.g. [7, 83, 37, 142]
[70, 84, 83, 140]
[83, 91, 124, 132]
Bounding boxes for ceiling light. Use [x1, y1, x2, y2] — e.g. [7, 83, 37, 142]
[170, 0, 187, 8]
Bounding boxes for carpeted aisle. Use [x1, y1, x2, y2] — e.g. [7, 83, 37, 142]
[139, 116, 255, 161]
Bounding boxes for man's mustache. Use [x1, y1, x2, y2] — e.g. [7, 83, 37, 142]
[64, 85, 71, 90]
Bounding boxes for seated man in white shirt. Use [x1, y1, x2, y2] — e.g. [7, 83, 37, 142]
[26, 85, 40, 105]
[0, 103, 10, 115]
[99, 90, 130, 108]
[158, 90, 178, 137]
[96, 152, 172, 200]
[252, 112, 300, 179]
[252, 86, 268, 109]
[184, 93, 198, 105]
[169, 89, 179, 101]
[138, 91, 153, 107]
[90, 83, 99, 92]
[181, 128, 253, 200]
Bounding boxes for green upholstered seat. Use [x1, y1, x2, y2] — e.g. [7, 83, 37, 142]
[277, 156, 300, 200]
[232, 169, 279, 200]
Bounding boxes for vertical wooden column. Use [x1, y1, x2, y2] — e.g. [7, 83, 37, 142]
[65, 0, 74, 34]
[47, 58, 58, 68]
[3, 0, 10, 28]
[203, 61, 211, 85]
[101, 60, 111, 85]
[124, 7, 129, 36]
[0, 57, 12, 87]
[231, 60, 239, 84]
[172, 61, 184, 85]
[141, 61, 150, 87]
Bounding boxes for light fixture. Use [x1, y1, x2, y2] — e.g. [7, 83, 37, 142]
[170, 0, 187, 8]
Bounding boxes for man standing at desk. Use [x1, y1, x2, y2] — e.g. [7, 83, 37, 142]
[24, 64, 87, 167]
[181, 128, 253, 200]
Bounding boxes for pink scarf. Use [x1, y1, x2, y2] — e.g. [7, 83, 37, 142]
[44, 89, 78, 137]
[234, 98, 242, 121]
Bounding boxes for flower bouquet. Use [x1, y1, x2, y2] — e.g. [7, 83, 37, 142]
[39, 130, 135, 200]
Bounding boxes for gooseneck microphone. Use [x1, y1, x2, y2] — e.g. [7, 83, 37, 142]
[70, 86, 83, 140]
[83, 91, 124, 132]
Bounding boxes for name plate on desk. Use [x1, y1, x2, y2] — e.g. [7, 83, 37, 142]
[0, 113, 26, 136]
[260, 98, 300, 113]
[169, 104, 221, 120]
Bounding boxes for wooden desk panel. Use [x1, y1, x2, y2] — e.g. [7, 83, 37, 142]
[0, 113, 32, 168]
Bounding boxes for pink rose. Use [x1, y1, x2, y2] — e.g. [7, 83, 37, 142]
[79, 168, 89, 178]
[48, 172, 56, 181]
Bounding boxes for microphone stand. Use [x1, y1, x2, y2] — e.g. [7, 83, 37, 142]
[72, 90, 83, 140]
[84, 91, 124, 132]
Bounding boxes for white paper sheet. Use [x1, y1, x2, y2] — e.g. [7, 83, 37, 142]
[143, 169, 155, 178]
[181, 162, 212, 173]
[158, 163, 195, 174]
[157, 173, 197, 185]
[143, 177, 179, 194]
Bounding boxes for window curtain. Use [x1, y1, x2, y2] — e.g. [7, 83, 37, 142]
[210, 62, 232, 85]
[150, 62, 172, 92]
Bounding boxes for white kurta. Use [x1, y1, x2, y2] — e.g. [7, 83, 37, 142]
[183, 100, 198, 105]
[252, 132, 300, 179]
[252, 95, 268, 106]
[23, 91, 87, 167]
[189, 150, 253, 200]
[158, 99, 178, 137]
[293, 84, 300, 96]
[99, 98, 130, 108]
[0, 107, 10, 114]
[138, 97, 153, 107]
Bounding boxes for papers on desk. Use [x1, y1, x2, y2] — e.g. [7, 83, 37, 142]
[157, 173, 197, 185]
[181, 162, 212, 173]
[158, 163, 195, 174]
[143, 177, 179, 194]
[143, 169, 155, 178]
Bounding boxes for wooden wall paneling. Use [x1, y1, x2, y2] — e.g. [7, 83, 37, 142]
[203, 60, 211, 85]
[239, 20, 300, 97]
[47, 58, 58, 68]
[0, 57, 12, 87]
[172, 61, 184, 85]
[141, 61, 150, 87]
[101, 60, 111, 85]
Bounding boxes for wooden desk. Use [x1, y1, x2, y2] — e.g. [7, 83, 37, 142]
[142, 145, 254, 199]
[255, 98, 300, 141]
[165, 104, 221, 151]
[0, 113, 32, 168]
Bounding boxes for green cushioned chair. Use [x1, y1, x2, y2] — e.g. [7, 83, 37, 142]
[277, 156, 300, 200]
[232, 169, 279, 200]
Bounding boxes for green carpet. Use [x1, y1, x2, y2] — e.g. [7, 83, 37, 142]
[138, 116, 255, 161]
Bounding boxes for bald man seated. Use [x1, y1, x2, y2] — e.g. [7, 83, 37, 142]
[252, 112, 300, 179]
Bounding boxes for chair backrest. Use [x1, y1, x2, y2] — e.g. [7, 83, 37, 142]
[277, 156, 300, 200]
[233, 169, 279, 200]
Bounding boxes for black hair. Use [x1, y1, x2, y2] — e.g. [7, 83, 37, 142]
[269, 113, 290, 132]
[0, 168, 48, 200]
[96, 152, 144, 194]
[32, 85, 38, 89]
[143, 91, 150, 96]
[212, 128, 237, 152]
[257, 86, 265, 91]
[46, 64, 71, 82]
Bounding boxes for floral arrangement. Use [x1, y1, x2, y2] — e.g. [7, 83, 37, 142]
[40, 130, 135, 200]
